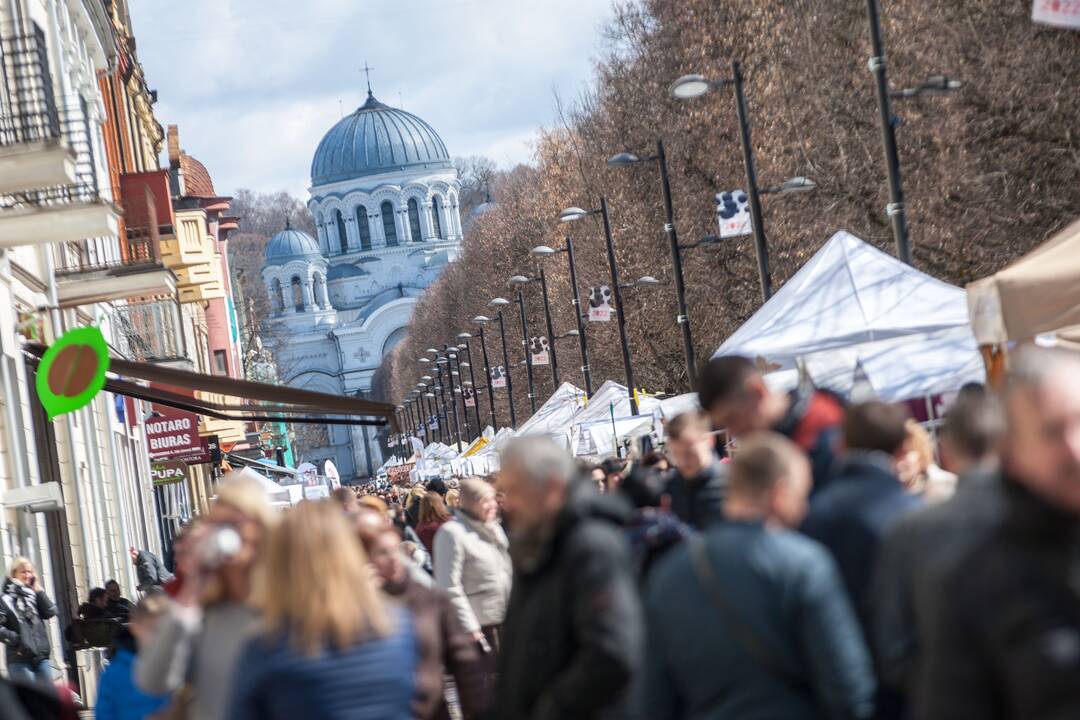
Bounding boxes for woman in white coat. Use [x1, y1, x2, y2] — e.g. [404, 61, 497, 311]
[433, 477, 512, 658]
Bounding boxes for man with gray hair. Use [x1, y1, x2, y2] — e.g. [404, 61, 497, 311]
[494, 437, 642, 720]
[917, 349, 1080, 719]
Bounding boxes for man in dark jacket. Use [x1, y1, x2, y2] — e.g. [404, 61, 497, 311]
[871, 394, 1006, 700]
[917, 350, 1080, 719]
[663, 411, 726, 529]
[801, 401, 921, 634]
[642, 432, 875, 719]
[496, 437, 642, 720]
[699, 356, 845, 492]
[129, 548, 173, 593]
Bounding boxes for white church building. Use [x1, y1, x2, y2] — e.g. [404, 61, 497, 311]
[261, 89, 461, 481]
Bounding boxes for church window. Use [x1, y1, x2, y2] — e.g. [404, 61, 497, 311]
[381, 201, 398, 246]
[356, 205, 371, 250]
[291, 276, 304, 312]
[271, 278, 284, 313]
[407, 198, 422, 243]
[334, 210, 347, 254]
[430, 196, 443, 239]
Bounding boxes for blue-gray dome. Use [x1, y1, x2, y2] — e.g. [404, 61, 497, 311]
[310, 92, 452, 187]
[264, 226, 321, 265]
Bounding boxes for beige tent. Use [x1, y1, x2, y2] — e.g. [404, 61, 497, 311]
[967, 218, 1080, 345]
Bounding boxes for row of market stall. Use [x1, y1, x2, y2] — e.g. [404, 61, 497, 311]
[382, 221, 1080, 483]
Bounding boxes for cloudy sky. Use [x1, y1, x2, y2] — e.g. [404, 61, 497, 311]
[128, 0, 614, 198]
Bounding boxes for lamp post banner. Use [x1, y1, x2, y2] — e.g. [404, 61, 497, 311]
[1033, 0, 1080, 28]
[491, 365, 508, 388]
[716, 190, 752, 238]
[587, 285, 613, 322]
[463, 386, 476, 407]
[529, 336, 550, 365]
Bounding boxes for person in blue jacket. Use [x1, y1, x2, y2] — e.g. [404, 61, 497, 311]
[95, 594, 171, 720]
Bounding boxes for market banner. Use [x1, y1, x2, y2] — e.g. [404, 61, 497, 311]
[716, 190, 751, 238]
[463, 386, 476, 407]
[491, 365, 507, 388]
[387, 462, 415, 486]
[428, 415, 439, 430]
[588, 286, 612, 322]
[529, 336, 550, 365]
[1033, 0, 1080, 28]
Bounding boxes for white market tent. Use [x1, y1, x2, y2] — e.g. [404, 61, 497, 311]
[513, 382, 587, 443]
[713, 231, 984, 401]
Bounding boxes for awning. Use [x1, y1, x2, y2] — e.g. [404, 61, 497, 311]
[24, 343, 397, 429]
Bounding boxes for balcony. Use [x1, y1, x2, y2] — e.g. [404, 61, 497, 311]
[0, 27, 76, 193]
[53, 231, 177, 307]
[110, 297, 193, 370]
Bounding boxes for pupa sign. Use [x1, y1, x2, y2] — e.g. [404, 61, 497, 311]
[145, 405, 202, 461]
[150, 460, 189, 486]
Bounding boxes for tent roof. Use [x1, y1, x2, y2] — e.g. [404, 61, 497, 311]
[967, 218, 1080, 344]
[515, 382, 587, 438]
[572, 381, 661, 427]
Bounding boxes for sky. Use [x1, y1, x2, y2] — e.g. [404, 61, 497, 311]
[128, 0, 615, 198]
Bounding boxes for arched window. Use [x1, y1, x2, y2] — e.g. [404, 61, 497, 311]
[407, 198, 422, 243]
[271, 278, 284, 313]
[314, 211, 325, 252]
[381, 201, 398, 246]
[430, 196, 444, 239]
[334, 210, 347, 253]
[355, 205, 371, 251]
[312, 273, 326, 308]
[291, 276, 304, 312]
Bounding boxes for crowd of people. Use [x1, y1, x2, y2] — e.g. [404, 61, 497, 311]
[2, 346, 1080, 719]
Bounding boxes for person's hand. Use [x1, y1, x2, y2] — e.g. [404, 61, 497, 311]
[28, 574, 39, 592]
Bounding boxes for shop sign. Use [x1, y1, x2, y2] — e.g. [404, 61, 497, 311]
[151, 460, 189, 486]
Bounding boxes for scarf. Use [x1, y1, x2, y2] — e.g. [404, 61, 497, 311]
[454, 508, 509, 552]
[4, 579, 39, 625]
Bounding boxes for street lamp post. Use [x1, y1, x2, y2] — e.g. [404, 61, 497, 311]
[509, 269, 560, 387]
[457, 333, 484, 434]
[491, 310, 517, 427]
[609, 138, 697, 389]
[559, 198, 639, 415]
[431, 356, 450, 445]
[532, 238, 593, 395]
[472, 317, 500, 430]
[438, 346, 462, 448]
[492, 294, 537, 415]
[447, 345, 471, 444]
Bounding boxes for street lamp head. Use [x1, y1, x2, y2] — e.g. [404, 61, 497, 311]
[489, 297, 511, 308]
[559, 207, 590, 223]
[670, 73, 712, 100]
[435, 356, 448, 365]
[508, 275, 532, 287]
[559, 329, 580, 338]
[424, 392, 435, 399]
[456, 332, 472, 340]
[777, 176, 817, 196]
[421, 375, 433, 382]
[418, 357, 431, 364]
[607, 152, 641, 167]
[426, 347, 440, 355]
[635, 275, 661, 288]
[922, 75, 962, 95]
[530, 245, 557, 258]
[472, 315, 490, 325]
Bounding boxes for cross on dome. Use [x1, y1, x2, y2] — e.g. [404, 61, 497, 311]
[361, 62, 375, 97]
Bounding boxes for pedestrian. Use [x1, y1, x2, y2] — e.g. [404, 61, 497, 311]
[699, 355, 845, 492]
[642, 433, 876, 719]
[405, 486, 427, 527]
[104, 580, 135, 622]
[0, 557, 57, 684]
[227, 500, 416, 720]
[872, 393, 1005, 705]
[331, 486, 360, 513]
[495, 438, 642, 720]
[895, 420, 956, 502]
[446, 488, 461, 509]
[663, 410, 727, 530]
[416, 492, 453, 554]
[800, 401, 923, 720]
[359, 519, 489, 719]
[95, 594, 171, 720]
[917, 349, 1080, 719]
[600, 457, 626, 493]
[433, 477, 512, 660]
[129, 547, 174, 593]
[136, 473, 276, 720]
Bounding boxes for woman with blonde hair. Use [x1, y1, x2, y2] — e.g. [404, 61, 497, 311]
[445, 488, 461, 509]
[0, 557, 57, 683]
[136, 471, 276, 720]
[404, 485, 427, 527]
[227, 500, 416, 719]
[434, 477, 512, 657]
[897, 419, 957, 501]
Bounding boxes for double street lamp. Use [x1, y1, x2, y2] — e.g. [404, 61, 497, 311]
[532, 239, 593, 396]
[670, 62, 816, 301]
[490, 293, 537, 415]
[456, 332, 484, 434]
[509, 269, 560, 387]
[469, 317, 502, 430]
[474, 313, 517, 427]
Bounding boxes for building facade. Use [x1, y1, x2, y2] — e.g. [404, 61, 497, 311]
[261, 89, 461, 482]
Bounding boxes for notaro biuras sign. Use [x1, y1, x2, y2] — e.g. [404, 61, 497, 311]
[145, 405, 202, 461]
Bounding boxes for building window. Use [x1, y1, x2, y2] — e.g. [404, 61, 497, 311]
[271, 278, 284, 313]
[334, 210, 347, 253]
[213, 349, 228, 375]
[430, 196, 443, 239]
[407, 198, 422, 243]
[291, 276, 304, 311]
[381, 201, 398, 246]
[356, 205, 371, 250]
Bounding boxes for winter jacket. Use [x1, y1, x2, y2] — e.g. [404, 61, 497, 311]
[0, 579, 57, 666]
[664, 459, 727, 530]
[416, 520, 448, 555]
[386, 576, 488, 719]
[801, 451, 922, 633]
[775, 388, 845, 494]
[916, 480, 1080, 720]
[871, 471, 1004, 697]
[433, 510, 512, 634]
[642, 520, 876, 720]
[95, 641, 171, 720]
[133, 550, 173, 592]
[495, 480, 643, 720]
[226, 606, 417, 720]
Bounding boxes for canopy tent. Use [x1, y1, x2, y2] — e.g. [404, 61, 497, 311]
[967, 218, 1080, 345]
[514, 382, 587, 442]
[571, 381, 662, 427]
[713, 231, 984, 401]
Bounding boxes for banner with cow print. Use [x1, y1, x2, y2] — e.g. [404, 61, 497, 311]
[463, 386, 476, 407]
[491, 365, 507, 388]
[427, 415, 439, 431]
[529, 336, 550, 365]
[716, 190, 752, 238]
[588, 285, 612, 322]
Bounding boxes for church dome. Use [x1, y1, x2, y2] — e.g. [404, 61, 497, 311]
[264, 224, 321, 266]
[310, 91, 452, 187]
